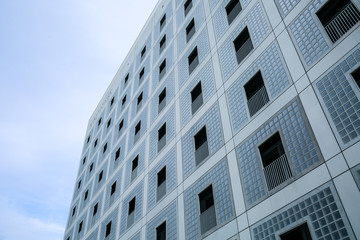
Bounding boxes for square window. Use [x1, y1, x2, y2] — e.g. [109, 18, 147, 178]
[280, 222, 312, 240]
[186, 18, 195, 42]
[188, 46, 199, 74]
[141, 46, 146, 60]
[158, 88, 166, 113]
[111, 181, 117, 195]
[191, 81, 203, 114]
[226, 0, 242, 25]
[159, 59, 166, 80]
[244, 71, 269, 116]
[351, 66, 360, 88]
[156, 221, 166, 240]
[157, 166, 166, 201]
[160, 35, 166, 54]
[158, 123, 166, 152]
[105, 221, 112, 237]
[194, 126, 209, 165]
[93, 203, 98, 216]
[184, 0, 193, 16]
[316, 0, 360, 43]
[233, 27, 253, 64]
[259, 132, 292, 191]
[160, 14, 166, 31]
[122, 95, 127, 106]
[198, 185, 216, 234]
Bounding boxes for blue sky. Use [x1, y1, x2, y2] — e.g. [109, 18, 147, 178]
[0, 0, 158, 239]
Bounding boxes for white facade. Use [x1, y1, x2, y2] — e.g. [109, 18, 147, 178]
[64, 0, 360, 239]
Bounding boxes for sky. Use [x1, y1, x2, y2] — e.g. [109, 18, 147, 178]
[0, 0, 158, 239]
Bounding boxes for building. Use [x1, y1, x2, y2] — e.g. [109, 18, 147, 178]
[64, 0, 360, 239]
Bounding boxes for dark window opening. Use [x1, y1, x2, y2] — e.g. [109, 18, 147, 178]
[107, 119, 111, 128]
[351, 66, 360, 88]
[90, 163, 93, 172]
[199, 185, 216, 234]
[78, 180, 81, 189]
[84, 190, 88, 200]
[110, 97, 115, 106]
[244, 71, 269, 116]
[122, 95, 127, 106]
[194, 126, 209, 165]
[132, 156, 139, 171]
[115, 148, 120, 160]
[158, 88, 166, 113]
[119, 119, 124, 132]
[141, 46, 146, 59]
[184, 0, 193, 16]
[137, 92, 143, 107]
[67, 237, 70, 240]
[78, 221, 83, 233]
[191, 81, 203, 114]
[160, 14, 166, 31]
[135, 121, 141, 135]
[188, 47, 199, 74]
[186, 18, 195, 42]
[128, 197, 136, 215]
[93, 203, 98, 216]
[87, 136, 90, 143]
[111, 181, 117, 195]
[98, 171, 103, 182]
[98, 118, 102, 126]
[82, 157, 86, 165]
[159, 59, 166, 80]
[124, 73, 129, 85]
[72, 207, 76, 216]
[94, 139, 98, 148]
[103, 143, 108, 153]
[105, 221, 112, 237]
[316, 0, 360, 43]
[233, 27, 253, 64]
[156, 221, 166, 240]
[160, 35, 166, 53]
[127, 197, 136, 227]
[139, 67, 145, 80]
[259, 132, 291, 191]
[280, 223, 312, 240]
[158, 123, 166, 152]
[157, 166, 166, 187]
[226, 0, 242, 25]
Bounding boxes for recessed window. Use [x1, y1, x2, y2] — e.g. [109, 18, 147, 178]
[139, 67, 145, 82]
[194, 126, 209, 165]
[78, 221, 83, 233]
[158, 123, 166, 152]
[156, 221, 166, 240]
[316, 0, 360, 43]
[98, 170, 103, 182]
[159, 59, 166, 80]
[84, 190, 88, 200]
[157, 166, 166, 201]
[110, 97, 115, 107]
[72, 206, 76, 216]
[137, 92, 143, 112]
[124, 73, 129, 85]
[105, 221, 112, 238]
[141, 46, 146, 60]
[89, 163, 93, 172]
[87, 136, 90, 143]
[191, 81, 203, 114]
[94, 139, 98, 148]
[93, 203, 98, 216]
[107, 119, 111, 128]
[198, 185, 216, 234]
[160, 14, 166, 31]
[111, 181, 117, 195]
[226, 0, 242, 25]
[134, 121, 141, 143]
[158, 88, 166, 113]
[188, 46, 199, 74]
[122, 95, 127, 106]
[115, 147, 120, 161]
[82, 157, 86, 165]
[103, 143, 108, 153]
[98, 118, 102, 126]
[131, 155, 139, 181]
[160, 35, 166, 54]
[259, 132, 291, 191]
[233, 27, 253, 64]
[186, 18, 195, 42]
[127, 197, 136, 228]
[280, 223, 312, 240]
[67, 237, 70, 240]
[244, 71, 269, 116]
[77, 180, 81, 189]
[184, 0, 193, 16]
[351, 66, 360, 88]
[119, 119, 124, 132]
